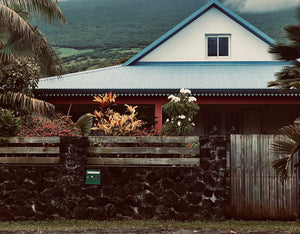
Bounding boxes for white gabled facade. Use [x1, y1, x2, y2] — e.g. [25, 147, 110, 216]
[140, 7, 275, 62]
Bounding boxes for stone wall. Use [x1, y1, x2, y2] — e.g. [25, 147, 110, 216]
[0, 136, 228, 221]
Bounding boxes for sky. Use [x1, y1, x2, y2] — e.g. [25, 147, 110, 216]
[57, 0, 299, 13]
[224, 0, 299, 13]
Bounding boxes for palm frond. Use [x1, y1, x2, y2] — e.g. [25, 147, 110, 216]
[0, 4, 36, 45]
[271, 139, 298, 155]
[270, 120, 300, 180]
[0, 33, 33, 61]
[34, 29, 65, 76]
[278, 125, 300, 145]
[271, 157, 290, 180]
[0, 91, 55, 116]
[0, 0, 67, 24]
[76, 113, 93, 137]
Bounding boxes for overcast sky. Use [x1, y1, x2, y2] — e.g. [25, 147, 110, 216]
[224, 0, 299, 13]
[57, 0, 299, 13]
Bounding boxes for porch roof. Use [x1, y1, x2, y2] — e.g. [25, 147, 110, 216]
[37, 62, 299, 97]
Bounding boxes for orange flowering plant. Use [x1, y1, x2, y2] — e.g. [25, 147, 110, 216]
[92, 93, 144, 136]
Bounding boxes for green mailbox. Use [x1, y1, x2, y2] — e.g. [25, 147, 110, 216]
[86, 169, 101, 185]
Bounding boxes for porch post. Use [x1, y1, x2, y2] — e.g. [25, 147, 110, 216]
[155, 102, 163, 129]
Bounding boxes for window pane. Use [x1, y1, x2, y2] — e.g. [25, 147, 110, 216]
[207, 37, 217, 56]
[219, 37, 228, 56]
[225, 112, 239, 135]
[207, 112, 221, 135]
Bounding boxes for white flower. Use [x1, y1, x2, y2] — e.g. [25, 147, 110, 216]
[177, 121, 181, 127]
[166, 119, 169, 123]
[168, 94, 180, 103]
[188, 97, 197, 102]
[188, 118, 191, 121]
[173, 97, 180, 102]
[168, 94, 175, 100]
[180, 88, 191, 94]
[191, 123, 195, 126]
[179, 115, 186, 119]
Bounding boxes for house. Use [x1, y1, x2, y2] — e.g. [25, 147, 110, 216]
[36, 0, 300, 135]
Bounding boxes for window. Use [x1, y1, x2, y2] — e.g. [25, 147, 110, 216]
[207, 112, 221, 135]
[206, 34, 230, 58]
[206, 111, 240, 135]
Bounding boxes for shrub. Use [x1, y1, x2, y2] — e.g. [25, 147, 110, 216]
[18, 113, 80, 137]
[0, 57, 40, 96]
[92, 93, 144, 136]
[162, 88, 199, 136]
[0, 108, 22, 137]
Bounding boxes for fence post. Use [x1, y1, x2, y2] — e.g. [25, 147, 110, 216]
[57, 136, 88, 219]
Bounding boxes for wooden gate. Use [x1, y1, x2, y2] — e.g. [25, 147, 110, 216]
[230, 134, 297, 219]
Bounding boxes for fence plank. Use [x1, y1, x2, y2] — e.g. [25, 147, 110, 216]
[0, 147, 59, 154]
[0, 157, 59, 164]
[1, 137, 60, 144]
[87, 157, 200, 165]
[230, 134, 297, 220]
[88, 136, 199, 144]
[87, 147, 199, 156]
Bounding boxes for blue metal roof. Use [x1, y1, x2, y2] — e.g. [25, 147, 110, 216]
[37, 62, 293, 97]
[123, 0, 276, 66]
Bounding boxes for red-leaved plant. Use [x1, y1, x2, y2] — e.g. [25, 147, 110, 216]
[18, 113, 80, 137]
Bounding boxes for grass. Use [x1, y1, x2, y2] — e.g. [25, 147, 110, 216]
[0, 220, 300, 232]
[56, 47, 94, 58]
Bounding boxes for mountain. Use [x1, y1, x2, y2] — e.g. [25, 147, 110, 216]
[34, 0, 297, 73]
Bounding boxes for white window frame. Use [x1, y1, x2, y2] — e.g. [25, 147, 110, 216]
[205, 34, 231, 59]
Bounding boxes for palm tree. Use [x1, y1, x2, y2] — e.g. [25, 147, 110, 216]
[268, 6, 300, 180]
[0, 0, 67, 115]
[0, 0, 67, 75]
[271, 118, 300, 180]
[268, 6, 300, 89]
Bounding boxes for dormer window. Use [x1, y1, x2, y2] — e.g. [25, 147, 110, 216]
[206, 34, 231, 58]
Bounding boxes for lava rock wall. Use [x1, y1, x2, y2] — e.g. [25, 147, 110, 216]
[0, 136, 228, 220]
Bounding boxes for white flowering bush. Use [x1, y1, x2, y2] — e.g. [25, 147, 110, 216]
[162, 88, 199, 136]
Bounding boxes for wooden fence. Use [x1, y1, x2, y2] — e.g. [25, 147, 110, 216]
[0, 136, 200, 166]
[0, 137, 60, 164]
[230, 134, 297, 220]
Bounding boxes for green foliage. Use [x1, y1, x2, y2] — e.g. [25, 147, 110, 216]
[0, 57, 40, 96]
[0, 108, 22, 137]
[162, 89, 199, 136]
[76, 113, 93, 136]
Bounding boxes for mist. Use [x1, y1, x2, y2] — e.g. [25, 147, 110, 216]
[224, 0, 299, 13]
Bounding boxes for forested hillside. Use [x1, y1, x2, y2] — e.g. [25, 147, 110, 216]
[35, 0, 297, 73]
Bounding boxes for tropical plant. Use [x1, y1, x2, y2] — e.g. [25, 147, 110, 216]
[268, 6, 300, 180]
[162, 88, 199, 136]
[0, 57, 40, 96]
[0, 108, 21, 137]
[0, 0, 67, 75]
[268, 6, 300, 89]
[0, 0, 66, 115]
[0, 91, 55, 116]
[75, 113, 93, 137]
[271, 118, 300, 180]
[92, 93, 144, 136]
